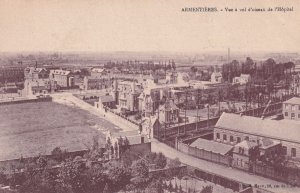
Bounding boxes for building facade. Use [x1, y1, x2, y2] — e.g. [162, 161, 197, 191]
[24, 67, 49, 80]
[214, 113, 300, 159]
[112, 80, 143, 112]
[83, 76, 113, 90]
[49, 69, 74, 88]
[282, 97, 300, 121]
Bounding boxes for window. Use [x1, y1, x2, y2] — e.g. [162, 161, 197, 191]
[292, 105, 295, 111]
[245, 136, 249, 141]
[298, 114, 300, 118]
[291, 148, 296, 157]
[285, 112, 288, 117]
[298, 105, 300, 111]
[291, 113, 295, 119]
[216, 133, 220, 139]
[237, 137, 241, 143]
[285, 104, 289, 109]
[223, 134, 227, 141]
[282, 146, 287, 155]
[230, 136, 234, 142]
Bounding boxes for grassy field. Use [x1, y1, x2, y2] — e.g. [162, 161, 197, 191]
[0, 102, 120, 161]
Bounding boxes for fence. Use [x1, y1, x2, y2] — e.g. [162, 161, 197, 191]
[154, 118, 218, 139]
[236, 102, 282, 117]
[253, 163, 300, 186]
[177, 141, 232, 167]
[193, 168, 250, 192]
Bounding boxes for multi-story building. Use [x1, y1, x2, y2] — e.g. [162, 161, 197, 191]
[214, 113, 300, 159]
[0, 67, 24, 83]
[283, 97, 300, 121]
[83, 76, 113, 90]
[158, 99, 179, 124]
[112, 80, 143, 112]
[90, 67, 108, 77]
[138, 86, 172, 117]
[49, 69, 74, 88]
[24, 67, 49, 80]
[233, 74, 251, 85]
[210, 72, 223, 83]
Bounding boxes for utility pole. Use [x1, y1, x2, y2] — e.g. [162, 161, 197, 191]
[206, 104, 210, 130]
[184, 90, 187, 134]
[196, 88, 201, 131]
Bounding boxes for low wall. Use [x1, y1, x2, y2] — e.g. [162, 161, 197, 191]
[253, 163, 300, 187]
[193, 168, 250, 192]
[0, 97, 52, 106]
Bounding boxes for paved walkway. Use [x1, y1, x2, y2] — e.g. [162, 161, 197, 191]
[151, 139, 300, 193]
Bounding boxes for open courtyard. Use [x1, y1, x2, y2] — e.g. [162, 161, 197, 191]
[0, 101, 121, 161]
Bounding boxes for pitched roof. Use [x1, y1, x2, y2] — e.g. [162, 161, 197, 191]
[51, 69, 71, 75]
[234, 140, 257, 149]
[259, 138, 280, 149]
[91, 68, 105, 73]
[216, 113, 300, 143]
[190, 138, 233, 155]
[283, 97, 300, 105]
[159, 100, 178, 111]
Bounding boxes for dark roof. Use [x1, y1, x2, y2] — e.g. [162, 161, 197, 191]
[190, 138, 233, 155]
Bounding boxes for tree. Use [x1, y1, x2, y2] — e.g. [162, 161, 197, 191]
[57, 160, 88, 193]
[107, 162, 131, 192]
[155, 152, 167, 169]
[200, 185, 213, 193]
[51, 147, 68, 163]
[167, 158, 181, 181]
[130, 159, 150, 190]
[103, 183, 110, 193]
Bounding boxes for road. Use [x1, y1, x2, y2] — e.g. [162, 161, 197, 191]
[151, 139, 300, 193]
[51, 92, 137, 132]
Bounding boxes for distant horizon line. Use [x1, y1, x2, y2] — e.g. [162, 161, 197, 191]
[0, 50, 299, 55]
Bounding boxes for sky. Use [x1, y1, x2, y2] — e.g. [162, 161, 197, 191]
[0, 0, 299, 53]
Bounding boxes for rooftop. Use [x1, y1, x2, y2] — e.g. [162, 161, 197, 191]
[283, 97, 300, 105]
[99, 95, 114, 103]
[51, 69, 71, 75]
[216, 113, 300, 143]
[190, 138, 233, 155]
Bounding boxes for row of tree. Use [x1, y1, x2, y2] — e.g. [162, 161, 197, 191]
[222, 57, 295, 83]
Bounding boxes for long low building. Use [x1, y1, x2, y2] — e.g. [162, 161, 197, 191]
[214, 112, 300, 159]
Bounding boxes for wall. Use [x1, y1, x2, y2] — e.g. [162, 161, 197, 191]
[0, 97, 52, 106]
[177, 141, 232, 166]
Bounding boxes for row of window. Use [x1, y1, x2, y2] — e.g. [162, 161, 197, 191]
[284, 104, 300, 111]
[284, 112, 300, 119]
[216, 133, 298, 158]
[283, 146, 297, 157]
[216, 133, 244, 143]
